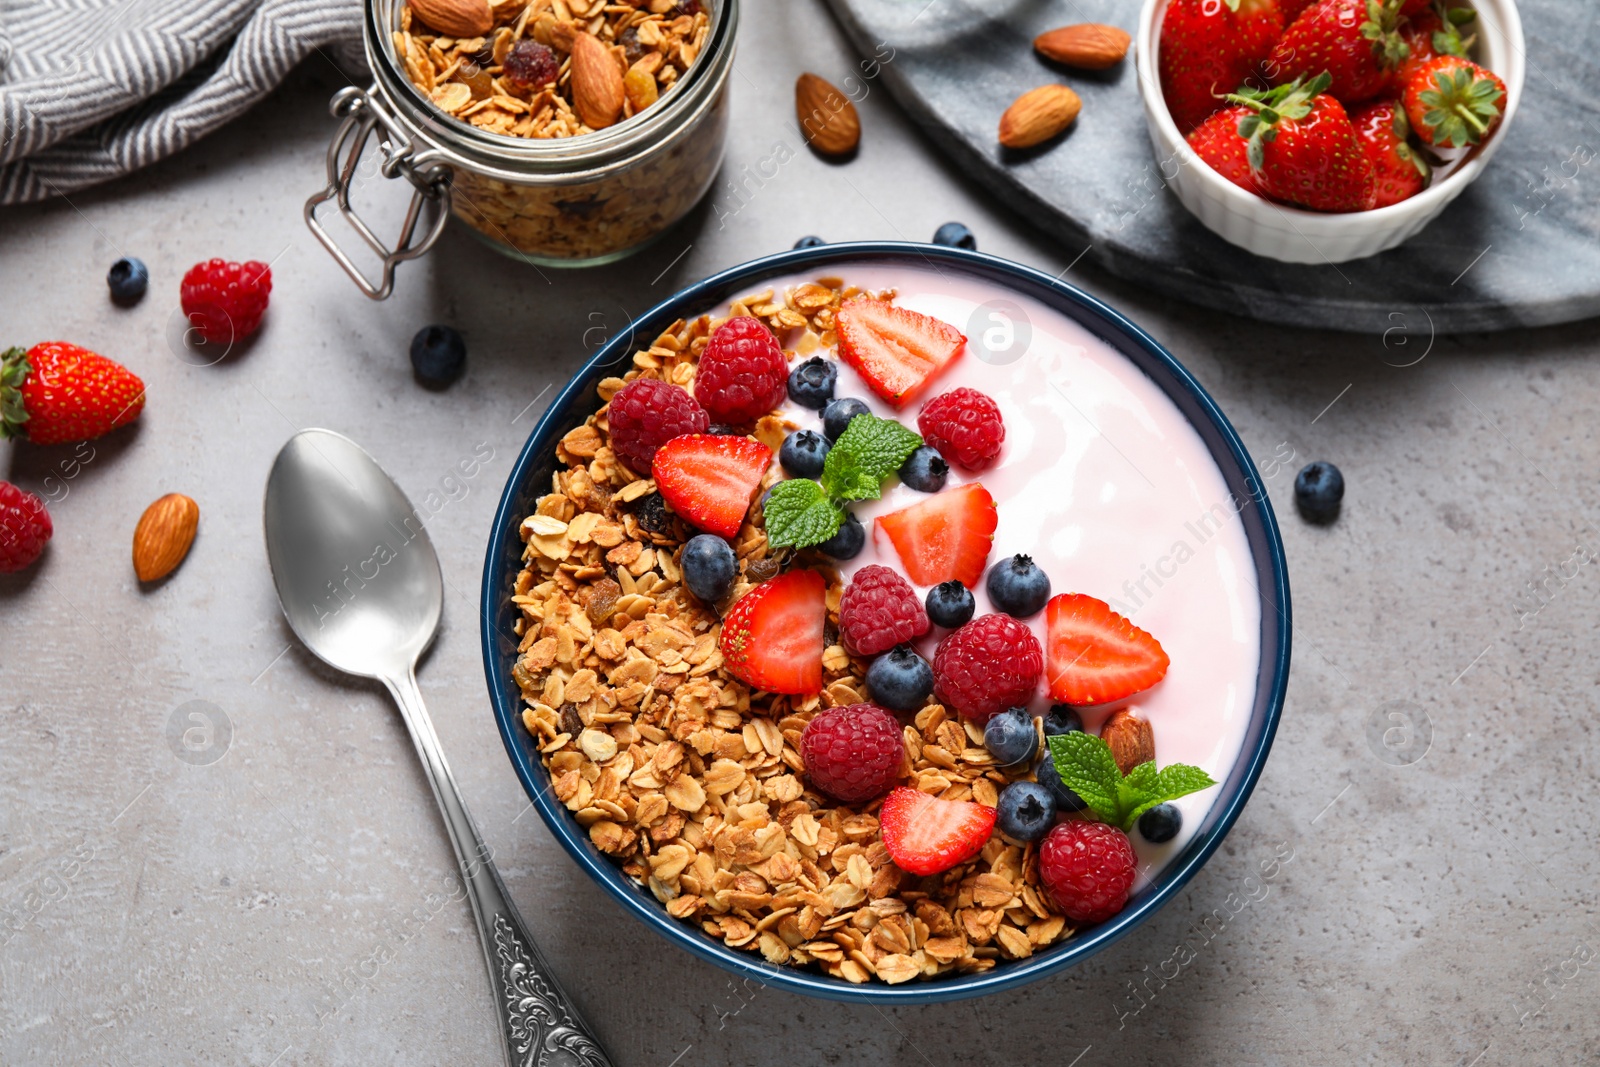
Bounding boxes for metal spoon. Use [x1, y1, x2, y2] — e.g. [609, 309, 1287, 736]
[264, 428, 611, 1067]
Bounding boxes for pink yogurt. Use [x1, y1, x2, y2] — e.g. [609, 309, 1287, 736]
[746, 264, 1261, 884]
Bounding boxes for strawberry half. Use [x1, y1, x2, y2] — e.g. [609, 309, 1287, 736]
[719, 568, 826, 695]
[835, 299, 965, 408]
[652, 434, 772, 538]
[875, 483, 997, 588]
[880, 786, 997, 876]
[1045, 593, 1170, 706]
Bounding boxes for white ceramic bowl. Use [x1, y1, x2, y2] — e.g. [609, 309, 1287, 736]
[1134, 0, 1525, 263]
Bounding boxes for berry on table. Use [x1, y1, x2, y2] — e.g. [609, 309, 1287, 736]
[787, 356, 837, 410]
[865, 644, 935, 711]
[839, 564, 929, 656]
[932, 613, 1044, 723]
[0, 481, 52, 573]
[680, 533, 737, 603]
[107, 257, 148, 304]
[816, 510, 865, 559]
[983, 706, 1039, 767]
[986, 553, 1051, 618]
[880, 786, 997, 876]
[918, 387, 1005, 471]
[1039, 820, 1138, 923]
[1045, 593, 1169, 706]
[835, 299, 966, 408]
[800, 702, 904, 803]
[931, 222, 977, 250]
[719, 568, 826, 695]
[504, 39, 559, 87]
[1035, 754, 1088, 813]
[794, 235, 826, 249]
[695, 316, 788, 423]
[607, 377, 709, 473]
[1043, 703, 1083, 736]
[0, 342, 145, 445]
[779, 429, 829, 479]
[1139, 803, 1183, 844]
[180, 258, 272, 345]
[822, 396, 871, 441]
[1295, 460, 1344, 523]
[925, 580, 975, 629]
[897, 445, 948, 493]
[409, 324, 466, 386]
[652, 434, 772, 539]
[877, 483, 997, 588]
[996, 780, 1056, 842]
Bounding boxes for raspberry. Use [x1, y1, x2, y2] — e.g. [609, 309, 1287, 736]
[607, 377, 709, 474]
[838, 564, 929, 656]
[694, 317, 788, 424]
[0, 481, 52, 574]
[800, 703, 904, 803]
[504, 40, 559, 87]
[918, 388, 1005, 471]
[932, 613, 1043, 723]
[1038, 821, 1137, 923]
[180, 259, 272, 346]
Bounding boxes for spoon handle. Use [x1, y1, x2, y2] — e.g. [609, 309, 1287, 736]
[384, 669, 614, 1067]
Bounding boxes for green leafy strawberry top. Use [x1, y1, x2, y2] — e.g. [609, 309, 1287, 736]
[764, 412, 922, 549]
[1418, 63, 1504, 147]
[1047, 731, 1217, 832]
[1, 347, 32, 441]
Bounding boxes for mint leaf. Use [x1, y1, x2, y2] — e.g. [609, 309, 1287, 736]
[1126, 765, 1218, 827]
[1047, 732, 1121, 824]
[827, 413, 923, 485]
[763, 478, 843, 549]
[822, 447, 885, 503]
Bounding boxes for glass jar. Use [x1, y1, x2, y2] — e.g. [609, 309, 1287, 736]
[307, 0, 737, 298]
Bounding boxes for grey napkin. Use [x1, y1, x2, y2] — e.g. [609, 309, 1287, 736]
[0, 0, 366, 204]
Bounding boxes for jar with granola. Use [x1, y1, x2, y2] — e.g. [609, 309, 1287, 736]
[306, 0, 736, 298]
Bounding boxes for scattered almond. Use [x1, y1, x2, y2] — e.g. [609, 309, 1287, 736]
[571, 32, 624, 129]
[795, 73, 861, 156]
[1101, 708, 1155, 774]
[1033, 24, 1131, 69]
[132, 493, 199, 583]
[408, 0, 492, 39]
[998, 85, 1081, 149]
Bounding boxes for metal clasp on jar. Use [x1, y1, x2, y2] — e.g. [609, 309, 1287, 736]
[304, 85, 454, 300]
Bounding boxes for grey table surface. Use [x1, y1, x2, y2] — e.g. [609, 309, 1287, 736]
[2, 3, 1598, 1065]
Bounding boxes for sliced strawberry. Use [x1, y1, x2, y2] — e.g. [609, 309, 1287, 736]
[652, 434, 772, 538]
[879, 786, 997, 876]
[835, 299, 965, 408]
[1045, 593, 1170, 706]
[875, 483, 997, 588]
[719, 569, 826, 695]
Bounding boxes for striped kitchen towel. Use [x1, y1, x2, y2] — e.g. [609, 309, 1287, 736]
[0, 0, 365, 204]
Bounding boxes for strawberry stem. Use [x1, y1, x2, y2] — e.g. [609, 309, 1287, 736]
[0, 346, 31, 441]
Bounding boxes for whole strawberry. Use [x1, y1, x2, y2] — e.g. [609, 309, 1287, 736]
[1351, 100, 1429, 207]
[181, 259, 272, 345]
[1159, 0, 1285, 133]
[1, 342, 145, 445]
[0, 481, 52, 573]
[1397, 3, 1470, 80]
[1233, 74, 1377, 212]
[1402, 54, 1506, 148]
[1186, 105, 1263, 194]
[1269, 0, 1411, 105]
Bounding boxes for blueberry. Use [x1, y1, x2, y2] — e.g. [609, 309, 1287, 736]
[897, 446, 948, 493]
[925, 580, 975, 628]
[996, 781, 1056, 842]
[1295, 461, 1344, 524]
[822, 397, 871, 442]
[794, 235, 826, 249]
[983, 706, 1038, 767]
[932, 222, 977, 251]
[865, 644, 934, 711]
[1138, 803, 1182, 844]
[779, 430, 829, 478]
[707, 424, 743, 435]
[410, 325, 466, 386]
[107, 257, 148, 304]
[1042, 703, 1083, 737]
[817, 511, 865, 560]
[985, 553, 1051, 617]
[787, 357, 837, 410]
[1035, 754, 1088, 813]
[681, 534, 736, 603]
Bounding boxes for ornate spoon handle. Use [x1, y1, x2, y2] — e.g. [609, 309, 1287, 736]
[385, 668, 613, 1067]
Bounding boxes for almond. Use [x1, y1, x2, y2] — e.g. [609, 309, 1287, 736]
[795, 73, 861, 156]
[132, 493, 199, 583]
[998, 84, 1081, 149]
[1100, 709, 1155, 775]
[1033, 24, 1131, 69]
[408, 0, 492, 39]
[571, 32, 624, 129]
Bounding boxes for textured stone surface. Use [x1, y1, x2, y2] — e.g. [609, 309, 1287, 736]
[826, 0, 1600, 333]
[1, 2, 1598, 1064]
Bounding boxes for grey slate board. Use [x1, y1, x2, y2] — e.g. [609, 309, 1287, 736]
[822, 0, 1600, 334]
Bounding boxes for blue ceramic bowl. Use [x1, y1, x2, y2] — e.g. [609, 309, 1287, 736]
[481, 242, 1290, 1004]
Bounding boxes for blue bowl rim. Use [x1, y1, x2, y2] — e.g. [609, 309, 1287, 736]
[480, 241, 1291, 1005]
